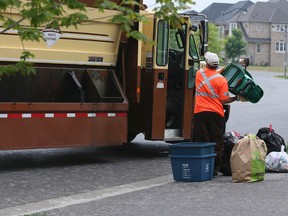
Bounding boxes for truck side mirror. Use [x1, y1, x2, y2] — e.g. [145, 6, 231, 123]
[190, 25, 198, 32]
[199, 20, 208, 56]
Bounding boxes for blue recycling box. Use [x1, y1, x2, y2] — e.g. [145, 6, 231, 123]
[169, 142, 216, 182]
[170, 142, 215, 155]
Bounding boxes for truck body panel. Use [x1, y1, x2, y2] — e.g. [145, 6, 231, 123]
[0, 7, 122, 66]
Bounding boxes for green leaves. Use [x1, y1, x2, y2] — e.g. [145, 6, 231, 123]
[0, 0, 21, 9]
[60, 13, 88, 28]
[225, 29, 246, 62]
[0, 61, 36, 77]
[97, 0, 150, 40]
[0, 51, 35, 76]
[153, 0, 194, 28]
[97, 0, 195, 40]
[17, 28, 42, 42]
[194, 23, 223, 59]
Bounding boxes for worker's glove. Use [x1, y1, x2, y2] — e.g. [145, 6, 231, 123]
[239, 96, 247, 102]
[236, 95, 247, 102]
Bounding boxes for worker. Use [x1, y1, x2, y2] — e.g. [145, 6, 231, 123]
[193, 52, 239, 176]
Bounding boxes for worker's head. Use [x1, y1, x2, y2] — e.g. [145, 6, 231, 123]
[204, 52, 212, 59]
[205, 52, 219, 69]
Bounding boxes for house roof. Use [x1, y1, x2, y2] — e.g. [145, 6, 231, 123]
[238, 0, 288, 23]
[199, 3, 232, 22]
[214, 1, 254, 25]
[184, 1, 255, 23]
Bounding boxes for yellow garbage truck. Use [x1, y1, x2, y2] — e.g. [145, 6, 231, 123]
[0, 0, 208, 150]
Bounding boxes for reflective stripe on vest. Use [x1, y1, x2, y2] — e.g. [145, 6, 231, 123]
[196, 68, 222, 99]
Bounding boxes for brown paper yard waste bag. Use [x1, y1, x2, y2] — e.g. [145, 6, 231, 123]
[230, 134, 267, 182]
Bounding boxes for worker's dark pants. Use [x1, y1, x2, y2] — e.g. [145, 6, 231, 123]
[193, 112, 224, 174]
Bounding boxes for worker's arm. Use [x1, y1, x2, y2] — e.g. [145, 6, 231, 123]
[220, 95, 239, 104]
[217, 66, 226, 74]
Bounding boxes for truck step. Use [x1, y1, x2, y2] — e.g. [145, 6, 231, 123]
[164, 129, 184, 142]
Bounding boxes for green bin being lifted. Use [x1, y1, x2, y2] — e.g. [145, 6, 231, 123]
[221, 63, 264, 103]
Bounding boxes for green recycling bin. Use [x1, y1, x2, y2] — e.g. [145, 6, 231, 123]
[221, 63, 264, 103]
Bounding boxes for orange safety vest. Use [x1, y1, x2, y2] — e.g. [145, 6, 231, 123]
[194, 68, 229, 117]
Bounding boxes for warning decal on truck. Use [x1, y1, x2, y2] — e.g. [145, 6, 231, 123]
[42, 28, 62, 48]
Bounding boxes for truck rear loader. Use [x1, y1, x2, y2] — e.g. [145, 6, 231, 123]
[0, 0, 208, 150]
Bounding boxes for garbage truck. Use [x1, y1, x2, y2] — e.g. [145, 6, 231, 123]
[0, 0, 209, 150]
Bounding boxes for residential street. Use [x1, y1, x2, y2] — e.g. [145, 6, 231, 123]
[0, 71, 288, 216]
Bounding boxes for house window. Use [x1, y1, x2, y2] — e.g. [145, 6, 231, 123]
[276, 41, 286, 52]
[256, 44, 261, 53]
[275, 24, 288, 32]
[256, 24, 262, 31]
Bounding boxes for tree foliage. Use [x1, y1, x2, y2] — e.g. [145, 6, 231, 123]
[224, 28, 246, 62]
[0, 0, 195, 76]
[207, 23, 223, 55]
[194, 22, 223, 58]
[96, 0, 195, 40]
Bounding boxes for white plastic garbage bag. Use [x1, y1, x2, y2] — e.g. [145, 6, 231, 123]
[265, 145, 288, 172]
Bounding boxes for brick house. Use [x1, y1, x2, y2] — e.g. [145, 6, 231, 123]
[200, 0, 288, 66]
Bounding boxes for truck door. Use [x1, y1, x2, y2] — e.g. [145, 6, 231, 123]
[129, 16, 204, 142]
[165, 18, 201, 141]
[126, 16, 170, 141]
[142, 19, 170, 140]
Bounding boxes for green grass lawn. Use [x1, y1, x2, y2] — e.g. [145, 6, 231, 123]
[246, 66, 284, 72]
[274, 75, 288, 79]
[219, 65, 286, 73]
[246, 66, 288, 79]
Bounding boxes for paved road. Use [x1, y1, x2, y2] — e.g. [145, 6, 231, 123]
[1, 142, 288, 216]
[0, 142, 171, 216]
[226, 71, 288, 141]
[1, 71, 288, 216]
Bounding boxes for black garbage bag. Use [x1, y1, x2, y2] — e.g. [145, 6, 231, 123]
[220, 132, 243, 176]
[256, 127, 286, 155]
